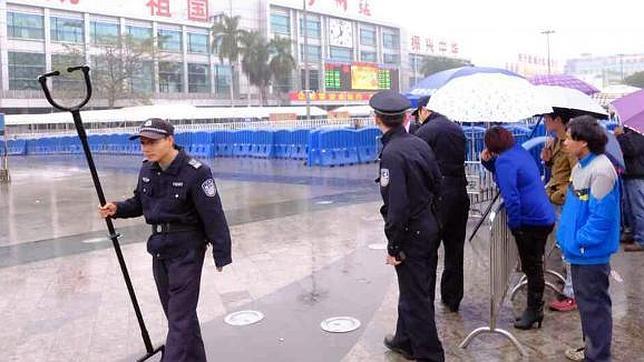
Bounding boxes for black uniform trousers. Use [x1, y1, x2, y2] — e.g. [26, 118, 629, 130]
[152, 234, 207, 362]
[438, 179, 470, 310]
[513, 225, 553, 308]
[392, 215, 445, 362]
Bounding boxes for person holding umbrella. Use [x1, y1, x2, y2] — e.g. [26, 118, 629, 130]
[99, 118, 232, 362]
[540, 111, 579, 313]
[413, 95, 470, 313]
[480, 127, 555, 330]
[615, 126, 644, 252]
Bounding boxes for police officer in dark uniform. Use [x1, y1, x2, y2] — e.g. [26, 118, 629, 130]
[99, 118, 231, 362]
[413, 95, 470, 313]
[371, 91, 445, 362]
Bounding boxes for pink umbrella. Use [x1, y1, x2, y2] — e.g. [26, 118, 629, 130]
[611, 89, 644, 134]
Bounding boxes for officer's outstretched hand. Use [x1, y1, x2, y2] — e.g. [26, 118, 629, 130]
[386, 254, 402, 267]
[98, 202, 117, 218]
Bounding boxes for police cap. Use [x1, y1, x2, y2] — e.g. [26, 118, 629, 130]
[369, 90, 412, 117]
[129, 118, 175, 140]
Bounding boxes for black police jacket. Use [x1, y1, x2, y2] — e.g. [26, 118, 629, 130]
[415, 112, 467, 180]
[617, 128, 644, 179]
[115, 149, 232, 267]
[378, 126, 442, 257]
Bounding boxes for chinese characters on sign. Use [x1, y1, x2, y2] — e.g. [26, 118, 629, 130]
[146, 0, 171, 17]
[306, 0, 372, 17]
[187, 0, 209, 22]
[47, 0, 80, 4]
[409, 35, 459, 57]
[289, 91, 375, 102]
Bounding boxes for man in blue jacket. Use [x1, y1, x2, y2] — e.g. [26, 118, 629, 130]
[557, 116, 620, 362]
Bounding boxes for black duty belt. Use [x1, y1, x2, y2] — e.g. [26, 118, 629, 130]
[151, 223, 200, 235]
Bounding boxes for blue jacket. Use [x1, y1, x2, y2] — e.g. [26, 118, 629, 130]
[556, 153, 620, 265]
[482, 144, 555, 230]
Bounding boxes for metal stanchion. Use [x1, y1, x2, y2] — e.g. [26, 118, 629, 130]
[460, 203, 527, 356]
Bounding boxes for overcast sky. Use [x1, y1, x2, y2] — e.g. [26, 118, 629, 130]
[383, 0, 644, 68]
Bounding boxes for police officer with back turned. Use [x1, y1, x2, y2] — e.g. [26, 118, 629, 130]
[371, 91, 445, 362]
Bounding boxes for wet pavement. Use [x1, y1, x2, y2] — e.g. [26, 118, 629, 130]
[1, 155, 642, 362]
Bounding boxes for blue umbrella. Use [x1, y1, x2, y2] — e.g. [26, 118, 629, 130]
[405, 66, 524, 107]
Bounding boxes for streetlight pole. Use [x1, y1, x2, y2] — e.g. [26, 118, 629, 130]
[541, 30, 555, 74]
[303, 0, 311, 121]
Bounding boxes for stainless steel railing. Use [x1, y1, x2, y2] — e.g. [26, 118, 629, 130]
[460, 203, 527, 356]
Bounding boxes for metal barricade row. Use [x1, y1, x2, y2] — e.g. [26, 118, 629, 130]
[460, 203, 527, 356]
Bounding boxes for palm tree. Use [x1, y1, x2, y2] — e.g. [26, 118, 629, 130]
[239, 31, 272, 105]
[269, 37, 296, 100]
[211, 15, 246, 105]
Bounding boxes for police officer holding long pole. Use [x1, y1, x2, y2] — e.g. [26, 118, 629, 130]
[99, 119, 232, 362]
[413, 95, 470, 313]
[371, 91, 445, 362]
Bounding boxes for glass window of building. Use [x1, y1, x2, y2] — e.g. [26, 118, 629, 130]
[361, 51, 377, 63]
[360, 26, 376, 46]
[159, 61, 184, 93]
[130, 61, 154, 93]
[158, 29, 182, 52]
[270, 10, 290, 35]
[329, 47, 352, 62]
[188, 33, 209, 54]
[127, 25, 153, 43]
[50, 17, 84, 43]
[383, 53, 399, 65]
[8, 52, 45, 90]
[300, 69, 319, 91]
[299, 16, 321, 39]
[51, 54, 85, 90]
[382, 30, 399, 50]
[90, 21, 119, 45]
[300, 45, 321, 63]
[215, 65, 232, 95]
[7, 12, 44, 40]
[188, 63, 210, 93]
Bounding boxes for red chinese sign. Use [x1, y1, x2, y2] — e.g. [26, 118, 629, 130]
[146, 0, 171, 17]
[411, 36, 421, 53]
[288, 91, 375, 102]
[359, 0, 371, 16]
[187, 0, 208, 22]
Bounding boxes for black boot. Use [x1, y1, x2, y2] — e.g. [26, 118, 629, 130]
[514, 302, 544, 330]
[383, 334, 415, 360]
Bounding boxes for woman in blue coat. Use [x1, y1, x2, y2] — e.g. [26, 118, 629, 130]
[480, 126, 555, 330]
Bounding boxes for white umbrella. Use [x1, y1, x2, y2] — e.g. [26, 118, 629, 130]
[536, 85, 607, 118]
[427, 73, 552, 123]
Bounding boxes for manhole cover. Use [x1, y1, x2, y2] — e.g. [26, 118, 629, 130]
[367, 243, 387, 250]
[316, 200, 334, 205]
[320, 316, 361, 333]
[224, 310, 264, 326]
[82, 237, 109, 244]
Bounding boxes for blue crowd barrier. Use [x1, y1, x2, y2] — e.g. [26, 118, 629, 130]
[7, 139, 27, 155]
[356, 127, 381, 163]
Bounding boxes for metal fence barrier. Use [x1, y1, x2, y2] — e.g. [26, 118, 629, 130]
[466, 161, 497, 212]
[460, 203, 527, 356]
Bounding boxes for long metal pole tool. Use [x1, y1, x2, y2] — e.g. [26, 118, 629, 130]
[38, 66, 164, 362]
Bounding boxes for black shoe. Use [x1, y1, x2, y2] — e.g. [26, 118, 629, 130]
[514, 303, 544, 330]
[441, 300, 459, 313]
[383, 334, 415, 360]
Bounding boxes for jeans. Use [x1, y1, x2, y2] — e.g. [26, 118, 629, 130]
[571, 263, 612, 362]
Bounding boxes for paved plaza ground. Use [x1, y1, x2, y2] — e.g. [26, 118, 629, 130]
[1, 155, 642, 361]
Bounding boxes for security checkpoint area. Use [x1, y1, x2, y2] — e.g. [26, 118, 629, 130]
[2, 0, 644, 361]
[3, 104, 644, 361]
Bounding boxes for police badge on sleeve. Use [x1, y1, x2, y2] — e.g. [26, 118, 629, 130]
[201, 179, 217, 197]
[380, 168, 390, 187]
